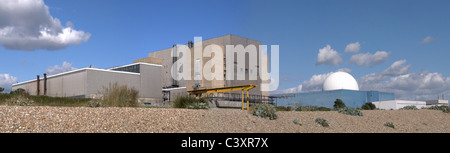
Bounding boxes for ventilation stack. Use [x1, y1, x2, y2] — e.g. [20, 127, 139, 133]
[44, 73, 47, 96]
[36, 75, 40, 96]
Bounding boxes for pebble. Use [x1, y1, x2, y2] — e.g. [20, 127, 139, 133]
[0, 106, 448, 133]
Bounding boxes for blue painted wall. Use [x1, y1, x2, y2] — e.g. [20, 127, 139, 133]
[273, 90, 395, 108]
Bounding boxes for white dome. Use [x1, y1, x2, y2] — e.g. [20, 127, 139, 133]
[323, 72, 359, 91]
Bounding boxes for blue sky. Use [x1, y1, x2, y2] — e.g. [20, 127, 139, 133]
[1, 0, 449, 100]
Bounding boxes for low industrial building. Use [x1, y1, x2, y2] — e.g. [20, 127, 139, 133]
[12, 63, 163, 103]
[425, 99, 448, 106]
[372, 100, 427, 110]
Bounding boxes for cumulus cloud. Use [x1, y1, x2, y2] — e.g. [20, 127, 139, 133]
[382, 59, 411, 76]
[316, 45, 342, 66]
[344, 42, 360, 53]
[421, 36, 435, 44]
[349, 51, 390, 67]
[0, 0, 91, 51]
[273, 68, 352, 94]
[45, 61, 77, 75]
[358, 60, 450, 100]
[360, 71, 450, 100]
[0, 74, 19, 93]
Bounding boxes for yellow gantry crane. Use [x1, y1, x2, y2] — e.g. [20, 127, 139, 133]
[187, 84, 257, 110]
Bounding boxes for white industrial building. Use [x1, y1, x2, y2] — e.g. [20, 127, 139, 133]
[371, 100, 427, 110]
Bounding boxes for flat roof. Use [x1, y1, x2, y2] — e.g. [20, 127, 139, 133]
[12, 63, 161, 86]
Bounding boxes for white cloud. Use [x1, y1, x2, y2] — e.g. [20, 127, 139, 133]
[358, 60, 450, 100]
[421, 36, 435, 44]
[316, 45, 342, 66]
[360, 71, 450, 100]
[382, 59, 411, 76]
[0, 74, 19, 93]
[273, 68, 352, 94]
[349, 51, 390, 67]
[45, 61, 77, 75]
[0, 0, 91, 51]
[345, 42, 360, 53]
[273, 84, 303, 94]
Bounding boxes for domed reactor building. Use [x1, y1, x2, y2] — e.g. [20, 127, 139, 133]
[274, 72, 395, 108]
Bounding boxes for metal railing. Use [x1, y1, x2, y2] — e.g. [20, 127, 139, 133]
[203, 92, 275, 105]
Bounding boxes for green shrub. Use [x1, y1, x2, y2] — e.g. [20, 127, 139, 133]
[427, 105, 450, 113]
[0, 87, 4, 93]
[361, 102, 376, 110]
[87, 100, 108, 107]
[333, 99, 346, 109]
[173, 95, 208, 108]
[10, 88, 26, 95]
[338, 107, 363, 116]
[400, 105, 418, 110]
[384, 122, 395, 128]
[293, 119, 302, 126]
[252, 103, 277, 120]
[188, 102, 209, 109]
[4, 94, 35, 106]
[317, 107, 332, 111]
[315, 118, 329, 127]
[98, 83, 139, 107]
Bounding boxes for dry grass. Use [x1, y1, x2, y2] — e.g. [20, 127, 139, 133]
[97, 83, 139, 107]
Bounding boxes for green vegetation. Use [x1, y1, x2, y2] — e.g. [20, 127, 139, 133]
[87, 99, 108, 107]
[0, 93, 13, 103]
[275, 106, 293, 111]
[293, 119, 302, 126]
[384, 122, 395, 128]
[361, 102, 376, 110]
[4, 94, 35, 106]
[32, 96, 91, 107]
[400, 105, 418, 110]
[337, 107, 363, 116]
[1, 89, 91, 107]
[173, 95, 208, 109]
[295, 105, 331, 111]
[333, 99, 346, 109]
[188, 102, 210, 109]
[427, 105, 450, 113]
[251, 103, 278, 120]
[315, 118, 329, 127]
[0, 87, 4, 93]
[10, 88, 26, 95]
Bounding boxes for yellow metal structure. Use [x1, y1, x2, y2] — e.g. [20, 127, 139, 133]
[187, 84, 257, 110]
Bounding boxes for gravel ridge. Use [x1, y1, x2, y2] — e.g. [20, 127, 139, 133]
[0, 106, 448, 133]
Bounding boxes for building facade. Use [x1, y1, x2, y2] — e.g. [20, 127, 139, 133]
[134, 34, 270, 102]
